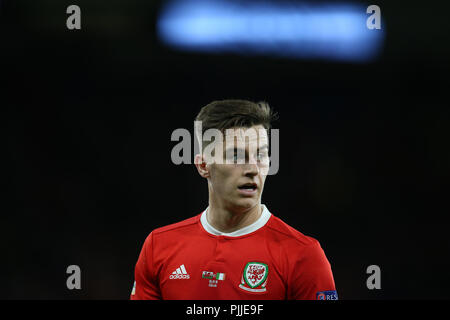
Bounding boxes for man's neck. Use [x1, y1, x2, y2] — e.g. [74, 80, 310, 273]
[206, 202, 262, 234]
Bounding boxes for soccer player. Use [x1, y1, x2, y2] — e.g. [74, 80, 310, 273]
[130, 100, 337, 300]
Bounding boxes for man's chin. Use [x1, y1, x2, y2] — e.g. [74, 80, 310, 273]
[230, 198, 259, 211]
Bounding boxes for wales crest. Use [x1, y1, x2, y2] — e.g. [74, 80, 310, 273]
[238, 262, 268, 293]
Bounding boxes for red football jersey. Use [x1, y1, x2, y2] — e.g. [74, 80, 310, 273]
[130, 205, 337, 300]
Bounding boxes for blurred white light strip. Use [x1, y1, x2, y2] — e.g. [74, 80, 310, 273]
[157, 0, 384, 62]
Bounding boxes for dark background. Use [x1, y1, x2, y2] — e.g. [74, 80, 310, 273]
[2, 0, 449, 299]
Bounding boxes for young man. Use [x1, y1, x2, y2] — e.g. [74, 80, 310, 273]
[131, 99, 337, 300]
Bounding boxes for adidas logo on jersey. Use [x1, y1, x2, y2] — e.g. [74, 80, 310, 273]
[169, 264, 190, 279]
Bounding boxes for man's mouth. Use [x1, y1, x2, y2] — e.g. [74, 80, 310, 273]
[238, 183, 257, 190]
[237, 183, 258, 195]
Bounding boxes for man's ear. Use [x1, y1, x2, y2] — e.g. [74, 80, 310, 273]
[194, 154, 210, 178]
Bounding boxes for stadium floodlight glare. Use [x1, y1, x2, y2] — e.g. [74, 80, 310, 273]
[157, 0, 384, 62]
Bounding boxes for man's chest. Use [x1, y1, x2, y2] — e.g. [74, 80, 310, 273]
[156, 238, 286, 299]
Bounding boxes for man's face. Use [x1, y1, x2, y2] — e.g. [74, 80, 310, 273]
[203, 125, 270, 211]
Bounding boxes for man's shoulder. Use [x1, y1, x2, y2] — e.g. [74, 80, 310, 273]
[266, 214, 320, 248]
[151, 212, 202, 236]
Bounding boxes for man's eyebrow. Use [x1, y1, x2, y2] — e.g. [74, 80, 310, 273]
[225, 147, 245, 153]
[225, 144, 269, 151]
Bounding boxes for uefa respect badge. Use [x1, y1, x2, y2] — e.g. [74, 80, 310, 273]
[316, 290, 338, 300]
[238, 262, 269, 293]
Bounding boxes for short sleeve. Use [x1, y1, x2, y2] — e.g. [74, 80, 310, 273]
[288, 240, 337, 300]
[130, 232, 162, 300]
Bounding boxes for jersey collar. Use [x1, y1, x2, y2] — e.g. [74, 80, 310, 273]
[200, 204, 272, 237]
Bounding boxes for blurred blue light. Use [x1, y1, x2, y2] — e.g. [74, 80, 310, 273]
[157, 0, 384, 62]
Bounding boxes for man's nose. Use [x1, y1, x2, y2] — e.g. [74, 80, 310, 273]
[243, 156, 259, 177]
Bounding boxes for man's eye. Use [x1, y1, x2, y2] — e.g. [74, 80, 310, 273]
[257, 152, 268, 160]
[226, 152, 243, 163]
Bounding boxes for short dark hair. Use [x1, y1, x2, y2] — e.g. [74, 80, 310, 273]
[195, 99, 277, 150]
[196, 98, 276, 131]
